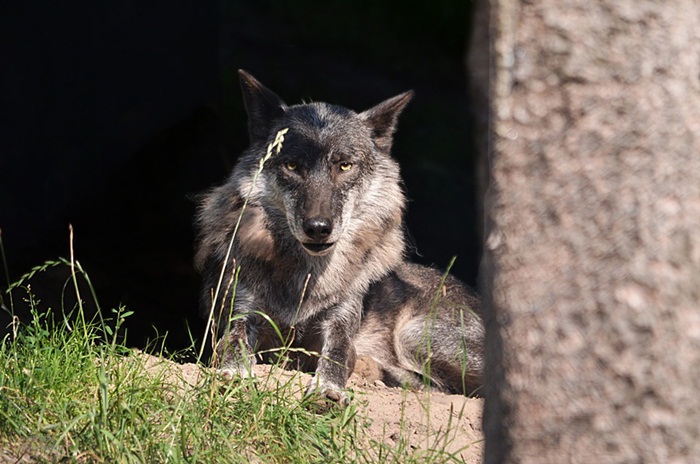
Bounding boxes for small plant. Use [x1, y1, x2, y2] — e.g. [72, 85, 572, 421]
[200, 127, 290, 363]
[0, 229, 480, 463]
[0, 124, 481, 461]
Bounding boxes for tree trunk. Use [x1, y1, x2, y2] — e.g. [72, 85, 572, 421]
[479, 1, 700, 462]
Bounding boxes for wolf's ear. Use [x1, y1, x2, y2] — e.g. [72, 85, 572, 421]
[360, 91, 414, 153]
[238, 70, 287, 146]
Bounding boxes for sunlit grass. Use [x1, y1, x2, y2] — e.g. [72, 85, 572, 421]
[0, 125, 481, 462]
[0, 250, 478, 463]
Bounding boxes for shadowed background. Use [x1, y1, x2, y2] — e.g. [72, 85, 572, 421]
[0, 1, 482, 354]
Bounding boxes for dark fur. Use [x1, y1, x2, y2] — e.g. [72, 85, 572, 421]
[195, 70, 484, 403]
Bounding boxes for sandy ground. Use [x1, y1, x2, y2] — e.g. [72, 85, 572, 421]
[1, 354, 483, 463]
[347, 357, 484, 462]
[148, 354, 484, 463]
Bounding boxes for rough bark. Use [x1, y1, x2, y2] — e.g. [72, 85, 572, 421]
[466, 0, 491, 241]
[479, 1, 700, 462]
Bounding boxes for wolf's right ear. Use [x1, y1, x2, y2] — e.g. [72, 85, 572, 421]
[238, 70, 287, 146]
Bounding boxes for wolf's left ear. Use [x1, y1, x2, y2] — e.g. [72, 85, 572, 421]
[239, 70, 287, 146]
[360, 91, 414, 153]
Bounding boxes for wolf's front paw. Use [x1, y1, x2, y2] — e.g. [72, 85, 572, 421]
[217, 363, 256, 382]
[305, 376, 350, 406]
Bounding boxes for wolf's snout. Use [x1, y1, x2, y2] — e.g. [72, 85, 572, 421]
[303, 216, 333, 241]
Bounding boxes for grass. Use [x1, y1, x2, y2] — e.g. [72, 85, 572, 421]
[0, 254, 481, 463]
[0, 129, 482, 462]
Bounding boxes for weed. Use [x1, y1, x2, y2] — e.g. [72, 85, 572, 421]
[0, 231, 480, 463]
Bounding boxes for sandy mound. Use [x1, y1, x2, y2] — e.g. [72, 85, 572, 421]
[143, 353, 484, 462]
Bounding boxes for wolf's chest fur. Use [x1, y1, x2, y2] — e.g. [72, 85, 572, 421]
[230, 202, 405, 327]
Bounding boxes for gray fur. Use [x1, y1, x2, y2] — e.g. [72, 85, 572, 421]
[195, 70, 484, 403]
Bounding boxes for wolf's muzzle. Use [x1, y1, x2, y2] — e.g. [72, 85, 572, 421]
[301, 242, 335, 255]
[302, 216, 333, 241]
[301, 216, 335, 256]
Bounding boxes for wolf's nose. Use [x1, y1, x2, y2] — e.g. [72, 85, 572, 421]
[303, 217, 333, 241]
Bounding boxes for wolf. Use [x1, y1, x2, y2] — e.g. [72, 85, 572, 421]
[195, 70, 484, 404]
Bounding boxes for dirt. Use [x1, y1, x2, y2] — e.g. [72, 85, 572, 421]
[144, 354, 484, 463]
[347, 357, 484, 462]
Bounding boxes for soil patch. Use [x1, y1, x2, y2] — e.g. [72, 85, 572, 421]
[142, 353, 484, 462]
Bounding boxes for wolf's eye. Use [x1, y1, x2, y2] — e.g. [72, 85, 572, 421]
[339, 162, 353, 172]
[285, 162, 298, 171]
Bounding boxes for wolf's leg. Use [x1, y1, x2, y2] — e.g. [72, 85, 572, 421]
[215, 317, 258, 380]
[202, 255, 259, 380]
[305, 302, 360, 405]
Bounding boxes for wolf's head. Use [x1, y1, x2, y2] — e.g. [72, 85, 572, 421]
[237, 70, 411, 258]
